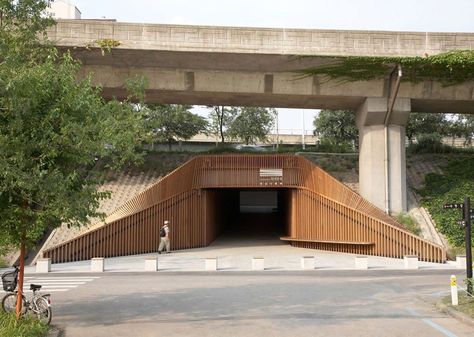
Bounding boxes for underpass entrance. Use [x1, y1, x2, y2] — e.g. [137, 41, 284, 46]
[43, 155, 446, 264]
[205, 188, 291, 245]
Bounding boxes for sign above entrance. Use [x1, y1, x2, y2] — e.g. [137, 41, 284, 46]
[259, 169, 283, 186]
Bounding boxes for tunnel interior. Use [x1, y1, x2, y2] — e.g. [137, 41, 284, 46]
[205, 188, 291, 244]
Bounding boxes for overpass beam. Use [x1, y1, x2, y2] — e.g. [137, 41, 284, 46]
[356, 98, 411, 214]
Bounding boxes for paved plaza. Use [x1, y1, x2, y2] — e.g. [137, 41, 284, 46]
[9, 235, 460, 275]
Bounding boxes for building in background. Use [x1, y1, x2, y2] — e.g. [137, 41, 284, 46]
[48, 0, 81, 19]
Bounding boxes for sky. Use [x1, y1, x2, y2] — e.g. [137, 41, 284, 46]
[67, 0, 474, 132]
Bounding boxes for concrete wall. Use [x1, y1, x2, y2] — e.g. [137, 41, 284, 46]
[49, 20, 474, 57]
[46, 21, 474, 113]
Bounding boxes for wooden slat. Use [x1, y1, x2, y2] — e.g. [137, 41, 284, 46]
[43, 154, 446, 263]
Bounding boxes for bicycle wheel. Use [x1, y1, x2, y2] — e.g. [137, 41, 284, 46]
[34, 296, 52, 325]
[1, 293, 27, 314]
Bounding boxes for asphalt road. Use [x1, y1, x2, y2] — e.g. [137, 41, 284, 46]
[45, 270, 472, 337]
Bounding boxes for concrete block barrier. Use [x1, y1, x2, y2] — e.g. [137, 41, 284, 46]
[205, 257, 218, 271]
[355, 256, 368, 270]
[91, 257, 104, 272]
[404, 255, 418, 269]
[145, 256, 158, 271]
[301, 256, 315, 270]
[36, 258, 51, 273]
[252, 257, 264, 271]
[456, 255, 466, 269]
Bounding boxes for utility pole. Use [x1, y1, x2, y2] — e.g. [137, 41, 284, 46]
[464, 197, 473, 295]
[443, 197, 473, 296]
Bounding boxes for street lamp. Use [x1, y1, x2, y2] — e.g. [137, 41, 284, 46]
[302, 109, 306, 150]
[276, 110, 279, 149]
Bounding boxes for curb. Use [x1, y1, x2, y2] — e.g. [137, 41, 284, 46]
[436, 300, 474, 327]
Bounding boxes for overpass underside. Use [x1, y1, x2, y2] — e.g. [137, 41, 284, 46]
[43, 155, 446, 263]
[50, 20, 474, 113]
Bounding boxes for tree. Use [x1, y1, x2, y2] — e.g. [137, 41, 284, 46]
[406, 113, 448, 145]
[446, 114, 474, 146]
[0, 0, 147, 318]
[228, 107, 276, 145]
[145, 104, 208, 150]
[458, 114, 474, 145]
[313, 110, 358, 147]
[208, 105, 237, 144]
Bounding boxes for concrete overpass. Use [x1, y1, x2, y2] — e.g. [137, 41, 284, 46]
[47, 20, 474, 214]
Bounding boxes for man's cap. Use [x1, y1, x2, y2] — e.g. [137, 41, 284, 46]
[164, 220, 169, 225]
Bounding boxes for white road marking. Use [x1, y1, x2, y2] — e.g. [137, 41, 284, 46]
[14, 289, 70, 293]
[406, 307, 458, 337]
[1, 276, 100, 294]
[25, 277, 100, 280]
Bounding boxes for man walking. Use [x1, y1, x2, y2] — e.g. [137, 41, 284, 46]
[158, 220, 170, 254]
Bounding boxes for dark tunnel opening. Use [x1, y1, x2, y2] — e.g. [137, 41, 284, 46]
[204, 188, 292, 245]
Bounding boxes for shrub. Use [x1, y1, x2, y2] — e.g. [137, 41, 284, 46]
[409, 133, 446, 153]
[315, 138, 356, 153]
[396, 213, 422, 236]
[276, 145, 299, 153]
[204, 145, 239, 154]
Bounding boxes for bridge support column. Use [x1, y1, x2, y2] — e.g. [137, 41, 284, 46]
[356, 98, 411, 214]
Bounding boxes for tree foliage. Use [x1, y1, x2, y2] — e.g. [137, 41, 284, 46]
[145, 104, 208, 149]
[419, 157, 474, 247]
[406, 113, 474, 148]
[0, 0, 148, 249]
[447, 114, 474, 146]
[313, 110, 358, 148]
[207, 106, 237, 144]
[406, 113, 448, 144]
[228, 107, 276, 145]
[0, 53, 148, 248]
[0, 0, 54, 62]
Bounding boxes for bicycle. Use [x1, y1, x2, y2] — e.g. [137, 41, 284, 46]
[1, 266, 52, 325]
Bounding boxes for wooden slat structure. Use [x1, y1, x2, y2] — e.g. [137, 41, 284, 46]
[43, 155, 446, 263]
